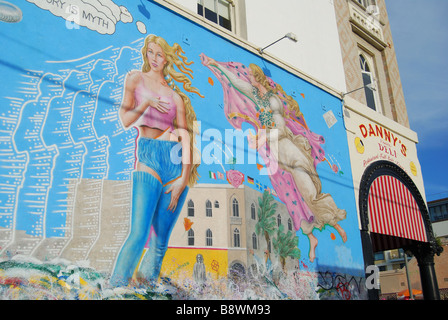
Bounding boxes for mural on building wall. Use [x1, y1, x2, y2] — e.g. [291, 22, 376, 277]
[201, 55, 348, 263]
[0, 0, 366, 299]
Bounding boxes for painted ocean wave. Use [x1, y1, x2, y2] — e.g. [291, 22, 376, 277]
[0, 255, 324, 300]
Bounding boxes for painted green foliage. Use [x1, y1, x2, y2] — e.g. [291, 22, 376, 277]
[273, 225, 301, 271]
[255, 190, 300, 270]
[255, 191, 277, 260]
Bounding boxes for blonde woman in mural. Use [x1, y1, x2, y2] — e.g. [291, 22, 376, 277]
[201, 55, 346, 262]
[110, 34, 202, 286]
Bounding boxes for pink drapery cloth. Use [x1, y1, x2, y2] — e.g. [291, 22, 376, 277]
[201, 54, 328, 231]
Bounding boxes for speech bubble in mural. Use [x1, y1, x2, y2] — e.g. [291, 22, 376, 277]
[26, 0, 133, 34]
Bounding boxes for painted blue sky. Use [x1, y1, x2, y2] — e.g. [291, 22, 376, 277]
[386, 0, 448, 201]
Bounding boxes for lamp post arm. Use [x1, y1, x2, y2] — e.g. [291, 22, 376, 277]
[259, 36, 287, 54]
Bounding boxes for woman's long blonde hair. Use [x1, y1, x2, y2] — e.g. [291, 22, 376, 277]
[249, 63, 303, 120]
[142, 34, 203, 186]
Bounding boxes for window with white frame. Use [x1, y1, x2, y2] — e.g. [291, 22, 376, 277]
[356, 0, 377, 8]
[356, 0, 380, 25]
[359, 53, 380, 112]
[197, 0, 232, 31]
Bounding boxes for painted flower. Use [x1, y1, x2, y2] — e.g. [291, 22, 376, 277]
[226, 169, 245, 188]
[332, 164, 339, 174]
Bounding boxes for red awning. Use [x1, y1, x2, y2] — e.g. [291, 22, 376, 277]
[368, 175, 427, 243]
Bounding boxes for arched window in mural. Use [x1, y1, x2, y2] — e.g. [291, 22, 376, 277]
[233, 228, 240, 247]
[277, 214, 282, 227]
[187, 199, 195, 217]
[214, 200, 219, 208]
[188, 229, 195, 246]
[288, 218, 293, 231]
[206, 200, 212, 217]
[232, 198, 239, 217]
[206, 229, 213, 246]
[229, 262, 246, 278]
[252, 232, 258, 250]
[251, 203, 256, 220]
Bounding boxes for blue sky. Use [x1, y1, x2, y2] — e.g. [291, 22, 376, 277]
[386, 0, 448, 201]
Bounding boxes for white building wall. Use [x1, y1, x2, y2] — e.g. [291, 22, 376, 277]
[244, 0, 347, 92]
[168, 0, 347, 92]
[173, 0, 197, 12]
[433, 220, 448, 239]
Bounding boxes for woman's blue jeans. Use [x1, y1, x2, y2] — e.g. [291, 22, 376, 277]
[110, 170, 188, 287]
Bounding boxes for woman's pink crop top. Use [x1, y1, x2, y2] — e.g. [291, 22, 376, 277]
[133, 76, 177, 131]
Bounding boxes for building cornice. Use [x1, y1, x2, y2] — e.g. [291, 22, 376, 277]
[348, 0, 388, 50]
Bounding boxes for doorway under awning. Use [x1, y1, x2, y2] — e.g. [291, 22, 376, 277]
[370, 232, 414, 253]
[359, 161, 443, 300]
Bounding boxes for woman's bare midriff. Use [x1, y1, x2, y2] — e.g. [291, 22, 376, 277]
[139, 126, 179, 141]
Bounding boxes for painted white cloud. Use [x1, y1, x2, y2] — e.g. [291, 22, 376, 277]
[0, 0, 23, 23]
[119, 5, 132, 23]
[334, 245, 364, 272]
[136, 21, 147, 34]
[26, 0, 133, 35]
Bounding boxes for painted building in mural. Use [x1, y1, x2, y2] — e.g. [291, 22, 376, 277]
[0, 0, 441, 300]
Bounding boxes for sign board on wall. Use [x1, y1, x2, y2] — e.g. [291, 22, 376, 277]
[344, 103, 426, 227]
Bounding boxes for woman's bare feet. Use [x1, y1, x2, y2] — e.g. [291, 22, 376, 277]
[334, 224, 347, 242]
